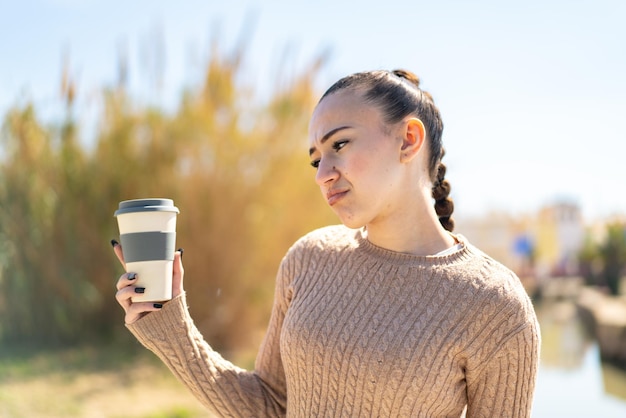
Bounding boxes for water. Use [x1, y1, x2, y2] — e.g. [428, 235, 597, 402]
[532, 300, 626, 417]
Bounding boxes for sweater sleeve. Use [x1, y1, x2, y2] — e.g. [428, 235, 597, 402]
[125, 254, 295, 418]
[465, 317, 541, 418]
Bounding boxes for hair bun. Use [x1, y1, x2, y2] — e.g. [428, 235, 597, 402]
[392, 69, 421, 88]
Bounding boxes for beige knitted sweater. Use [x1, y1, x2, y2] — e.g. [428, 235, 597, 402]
[127, 225, 540, 417]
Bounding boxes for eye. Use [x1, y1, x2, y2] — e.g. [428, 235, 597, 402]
[309, 139, 348, 169]
[332, 139, 349, 151]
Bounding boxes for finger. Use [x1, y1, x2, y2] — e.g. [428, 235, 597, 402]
[115, 283, 164, 324]
[115, 286, 135, 309]
[115, 285, 136, 311]
[172, 249, 184, 298]
[115, 272, 138, 291]
[111, 240, 126, 270]
[125, 301, 164, 324]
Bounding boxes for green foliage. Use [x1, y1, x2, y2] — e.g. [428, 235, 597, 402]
[0, 42, 335, 350]
[579, 222, 626, 296]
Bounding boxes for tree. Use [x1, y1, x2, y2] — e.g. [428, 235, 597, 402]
[579, 222, 626, 296]
[598, 223, 626, 296]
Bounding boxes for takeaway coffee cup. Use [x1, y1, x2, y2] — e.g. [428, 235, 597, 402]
[114, 198, 179, 302]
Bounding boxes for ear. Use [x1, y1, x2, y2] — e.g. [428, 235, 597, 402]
[399, 118, 426, 163]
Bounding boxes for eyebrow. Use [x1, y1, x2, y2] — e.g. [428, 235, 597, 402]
[308, 126, 352, 156]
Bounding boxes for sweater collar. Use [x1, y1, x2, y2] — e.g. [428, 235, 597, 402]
[353, 228, 477, 267]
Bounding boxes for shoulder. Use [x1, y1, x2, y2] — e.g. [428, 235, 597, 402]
[289, 224, 358, 254]
[278, 225, 359, 272]
[451, 237, 540, 363]
[455, 235, 526, 293]
[453, 235, 537, 325]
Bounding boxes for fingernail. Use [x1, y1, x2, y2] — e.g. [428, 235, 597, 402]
[134, 287, 145, 294]
[128, 273, 137, 280]
[111, 239, 119, 247]
[153, 303, 163, 309]
[177, 248, 184, 259]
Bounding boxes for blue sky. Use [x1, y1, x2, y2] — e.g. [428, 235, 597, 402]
[2, 0, 625, 222]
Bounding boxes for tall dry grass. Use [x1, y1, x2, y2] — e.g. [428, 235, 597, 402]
[0, 38, 336, 354]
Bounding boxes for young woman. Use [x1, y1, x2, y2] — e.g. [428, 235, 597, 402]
[113, 69, 540, 417]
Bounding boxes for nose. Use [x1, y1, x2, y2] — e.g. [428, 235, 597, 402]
[315, 158, 339, 186]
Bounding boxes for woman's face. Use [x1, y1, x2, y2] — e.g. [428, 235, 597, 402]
[308, 90, 407, 229]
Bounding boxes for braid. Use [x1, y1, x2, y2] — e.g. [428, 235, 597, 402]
[387, 70, 455, 232]
[431, 154, 455, 232]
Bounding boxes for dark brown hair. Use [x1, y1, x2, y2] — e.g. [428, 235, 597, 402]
[319, 69, 454, 231]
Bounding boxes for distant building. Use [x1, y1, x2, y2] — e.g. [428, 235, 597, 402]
[456, 201, 585, 282]
[534, 202, 585, 277]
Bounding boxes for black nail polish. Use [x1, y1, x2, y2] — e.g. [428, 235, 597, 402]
[153, 303, 163, 309]
[134, 287, 145, 294]
[111, 239, 119, 247]
[177, 248, 184, 259]
[128, 273, 137, 280]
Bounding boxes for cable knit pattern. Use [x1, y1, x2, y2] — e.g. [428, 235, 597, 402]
[127, 225, 540, 417]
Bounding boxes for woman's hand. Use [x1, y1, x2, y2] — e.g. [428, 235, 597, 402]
[112, 241, 184, 324]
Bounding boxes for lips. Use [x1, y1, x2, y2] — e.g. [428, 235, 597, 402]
[326, 188, 348, 206]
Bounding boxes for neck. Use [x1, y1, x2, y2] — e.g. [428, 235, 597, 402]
[364, 193, 455, 256]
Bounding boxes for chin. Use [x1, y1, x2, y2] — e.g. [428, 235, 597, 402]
[332, 206, 368, 229]
[337, 216, 365, 230]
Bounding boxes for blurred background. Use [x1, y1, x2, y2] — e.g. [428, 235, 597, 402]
[1, 0, 625, 416]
